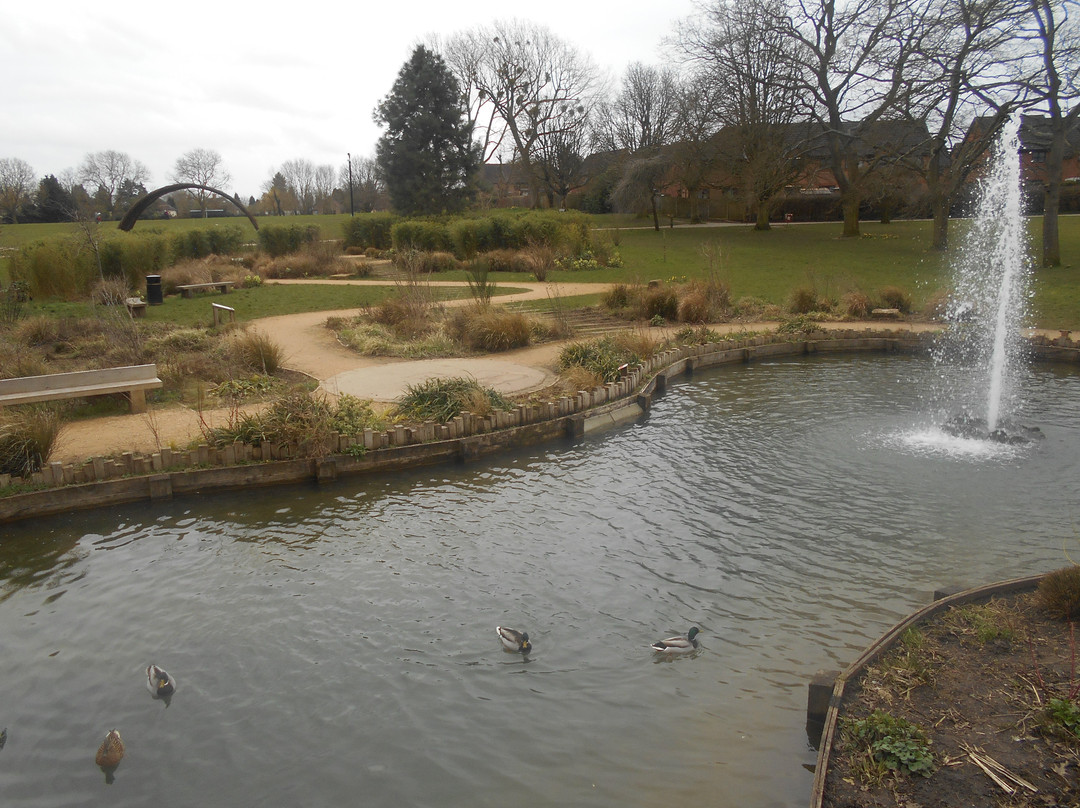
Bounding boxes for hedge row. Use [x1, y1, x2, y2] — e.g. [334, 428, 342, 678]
[340, 210, 592, 259]
[10, 226, 247, 300]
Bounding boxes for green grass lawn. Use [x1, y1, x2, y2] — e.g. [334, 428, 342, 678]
[15, 283, 528, 329]
[4, 214, 1078, 329]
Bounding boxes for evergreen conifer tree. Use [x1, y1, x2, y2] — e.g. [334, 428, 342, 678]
[374, 46, 481, 216]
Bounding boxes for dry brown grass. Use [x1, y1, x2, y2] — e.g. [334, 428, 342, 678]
[447, 306, 531, 352]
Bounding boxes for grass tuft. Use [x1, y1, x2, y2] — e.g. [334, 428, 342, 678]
[1036, 565, 1080, 621]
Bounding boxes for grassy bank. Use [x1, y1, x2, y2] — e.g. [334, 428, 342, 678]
[3, 214, 1077, 329]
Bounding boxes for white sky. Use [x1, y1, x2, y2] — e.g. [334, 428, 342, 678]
[1, 0, 697, 201]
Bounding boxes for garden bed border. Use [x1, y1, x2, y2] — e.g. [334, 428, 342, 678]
[807, 572, 1048, 808]
[1, 329, 1076, 527]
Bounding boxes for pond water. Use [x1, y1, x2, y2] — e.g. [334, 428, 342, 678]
[1, 355, 1078, 807]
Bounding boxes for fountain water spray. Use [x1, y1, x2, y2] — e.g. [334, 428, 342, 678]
[938, 116, 1037, 443]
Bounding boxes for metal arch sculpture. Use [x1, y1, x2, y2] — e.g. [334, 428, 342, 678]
[118, 183, 259, 232]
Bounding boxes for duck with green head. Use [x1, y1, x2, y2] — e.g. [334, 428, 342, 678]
[650, 626, 701, 655]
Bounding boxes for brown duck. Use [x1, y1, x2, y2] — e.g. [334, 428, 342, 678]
[95, 729, 125, 768]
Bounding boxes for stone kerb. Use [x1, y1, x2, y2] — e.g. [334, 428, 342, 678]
[0, 330, 962, 524]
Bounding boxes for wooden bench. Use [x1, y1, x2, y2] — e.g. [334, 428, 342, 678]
[125, 297, 147, 317]
[0, 364, 163, 414]
[177, 281, 233, 298]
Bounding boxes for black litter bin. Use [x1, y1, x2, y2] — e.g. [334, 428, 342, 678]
[146, 275, 163, 305]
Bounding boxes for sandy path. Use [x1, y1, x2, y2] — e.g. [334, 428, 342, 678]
[48, 273, 975, 464]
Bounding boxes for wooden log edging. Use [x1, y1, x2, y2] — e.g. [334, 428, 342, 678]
[807, 573, 1047, 808]
[0, 327, 1032, 526]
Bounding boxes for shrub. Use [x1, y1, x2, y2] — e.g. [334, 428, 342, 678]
[330, 394, 385, 435]
[231, 329, 284, 375]
[1045, 698, 1080, 740]
[171, 225, 244, 260]
[449, 306, 531, 352]
[257, 224, 319, 258]
[1036, 565, 1080, 621]
[788, 285, 818, 314]
[0, 406, 64, 477]
[341, 212, 398, 251]
[878, 285, 912, 312]
[10, 238, 96, 300]
[99, 232, 172, 288]
[209, 388, 336, 457]
[0, 343, 47, 379]
[603, 283, 633, 310]
[392, 376, 514, 423]
[258, 243, 349, 278]
[677, 289, 712, 323]
[403, 251, 459, 273]
[391, 220, 452, 254]
[639, 286, 679, 321]
[90, 278, 133, 306]
[842, 290, 873, 318]
[559, 334, 654, 383]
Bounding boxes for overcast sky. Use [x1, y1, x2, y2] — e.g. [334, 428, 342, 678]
[1, 0, 697, 200]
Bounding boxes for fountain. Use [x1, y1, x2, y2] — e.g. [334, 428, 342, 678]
[931, 117, 1043, 446]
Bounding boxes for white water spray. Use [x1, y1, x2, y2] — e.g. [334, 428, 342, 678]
[947, 117, 1033, 433]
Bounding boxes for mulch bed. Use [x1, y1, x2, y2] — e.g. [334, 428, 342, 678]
[821, 590, 1080, 807]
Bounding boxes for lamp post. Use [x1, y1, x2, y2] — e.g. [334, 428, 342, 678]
[347, 152, 355, 217]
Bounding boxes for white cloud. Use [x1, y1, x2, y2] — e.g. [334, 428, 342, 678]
[1, 0, 696, 197]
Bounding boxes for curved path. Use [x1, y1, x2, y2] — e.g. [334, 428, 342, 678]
[51, 277, 1007, 464]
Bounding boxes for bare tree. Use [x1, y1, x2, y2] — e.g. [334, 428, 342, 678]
[894, 0, 1031, 250]
[77, 150, 150, 219]
[279, 159, 318, 214]
[339, 154, 385, 212]
[592, 63, 681, 155]
[170, 148, 232, 217]
[609, 154, 671, 229]
[313, 164, 337, 213]
[535, 104, 591, 209]
[441, 20, 603, 207]
[1027, 0, 1080, 266]
[677, 0, 810, 229]
[0, 157, 36, 223]
[777, 0, 933, 237]
[666, 75, 727, 223]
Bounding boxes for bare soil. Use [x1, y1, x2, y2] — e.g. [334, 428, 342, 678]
[822, 591, 1080, 807]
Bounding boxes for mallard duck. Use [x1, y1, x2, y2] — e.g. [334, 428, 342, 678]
[650, 626, 701, 654]
[496, 626, 532, 654]
[146, 664, 176, 699]
[95, 729, 125, 768]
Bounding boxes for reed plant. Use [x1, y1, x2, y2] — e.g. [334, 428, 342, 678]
[0, 406, 63, 476]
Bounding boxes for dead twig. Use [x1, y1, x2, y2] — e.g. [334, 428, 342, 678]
[960, 743, 1038, 794]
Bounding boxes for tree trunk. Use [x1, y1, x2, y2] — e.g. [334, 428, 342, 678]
[931, 198, 950, 252]
[755, 205, 771, 231]
[651, 193, 660, 231]
[1042, 123, 1066, 267]
[841, 197, 860, 238]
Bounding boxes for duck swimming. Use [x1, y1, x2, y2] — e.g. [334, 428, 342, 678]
[95, 729, 125, 768]
[496, 626, 532, 654]
[146, 665, 176, 700]
[650, 626, 701, 655]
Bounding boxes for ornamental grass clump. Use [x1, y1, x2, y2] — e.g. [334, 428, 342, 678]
[231, 329, 284, 376]
[391, 377, 513, 424]
[447, 306, 530, 353]
[559, 334, 656, 384]
[1036, 565, 1080, 621]
[0, 406, 64, 477]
